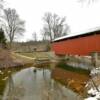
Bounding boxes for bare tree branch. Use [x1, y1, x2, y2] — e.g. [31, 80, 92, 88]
[42, 12, 70, 41]
[78, 0, 97, 4]
[3, 8, 25, 47]
[32, 32, 37, 42]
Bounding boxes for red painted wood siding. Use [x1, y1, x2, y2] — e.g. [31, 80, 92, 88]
[52, 34, 100, 56]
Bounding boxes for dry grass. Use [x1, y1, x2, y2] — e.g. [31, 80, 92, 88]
[0, 48, 15, 68]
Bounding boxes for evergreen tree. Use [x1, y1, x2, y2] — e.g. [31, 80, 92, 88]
[0, 28, 6, 48]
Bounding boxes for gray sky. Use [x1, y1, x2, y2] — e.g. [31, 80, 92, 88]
[6, 0, 100, 41]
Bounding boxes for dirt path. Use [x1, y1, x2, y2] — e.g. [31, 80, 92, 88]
[12, 53, 36, 60]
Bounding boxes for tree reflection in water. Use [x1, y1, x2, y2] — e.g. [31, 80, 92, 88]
[3, 67, 83, 100]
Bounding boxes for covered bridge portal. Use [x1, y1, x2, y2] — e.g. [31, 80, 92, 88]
[51, 29, 100, 56]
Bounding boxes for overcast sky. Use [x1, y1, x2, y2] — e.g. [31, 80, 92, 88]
[5, 0, 100, 41]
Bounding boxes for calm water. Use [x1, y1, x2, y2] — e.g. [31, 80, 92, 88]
[2, 67, 83, 100]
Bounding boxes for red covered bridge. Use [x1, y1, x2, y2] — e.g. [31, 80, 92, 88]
[51, 28, 100, 56]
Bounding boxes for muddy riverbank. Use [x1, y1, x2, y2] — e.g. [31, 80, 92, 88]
[52, 67, 90, 96]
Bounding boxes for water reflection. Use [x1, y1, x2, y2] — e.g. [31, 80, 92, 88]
[3, 67, 83, 100]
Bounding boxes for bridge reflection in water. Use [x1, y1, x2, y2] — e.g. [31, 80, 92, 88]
[3, 67, 83, 100]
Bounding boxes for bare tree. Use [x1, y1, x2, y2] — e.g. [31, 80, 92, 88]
[32, 32, 37, 42]
[52, 14, 70, 39]
[42, 12, 70, 41]
[0, 0, 4, 25]
[78, 0, 97, 4]
[41, 27, 50, 41]
[0, 0, 3, 10]
[3, 8, 25, 47]
[43, 13, 53, 41]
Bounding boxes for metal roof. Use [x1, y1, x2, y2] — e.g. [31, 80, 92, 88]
[53, 27, 100, 42]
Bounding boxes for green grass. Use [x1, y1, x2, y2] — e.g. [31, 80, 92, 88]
[57, 59, 90, 75]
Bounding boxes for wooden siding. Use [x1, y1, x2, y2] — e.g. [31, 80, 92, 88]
[52, 34, 100, 56]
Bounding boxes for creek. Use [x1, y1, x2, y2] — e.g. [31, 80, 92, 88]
[1, 67, 84, 100]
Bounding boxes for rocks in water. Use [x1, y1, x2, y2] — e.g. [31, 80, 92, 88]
[8, 70, 11, 73]
[0, 71, 4, 75]
[2, 76, 8, 81]
[33, 69, 37, 73]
